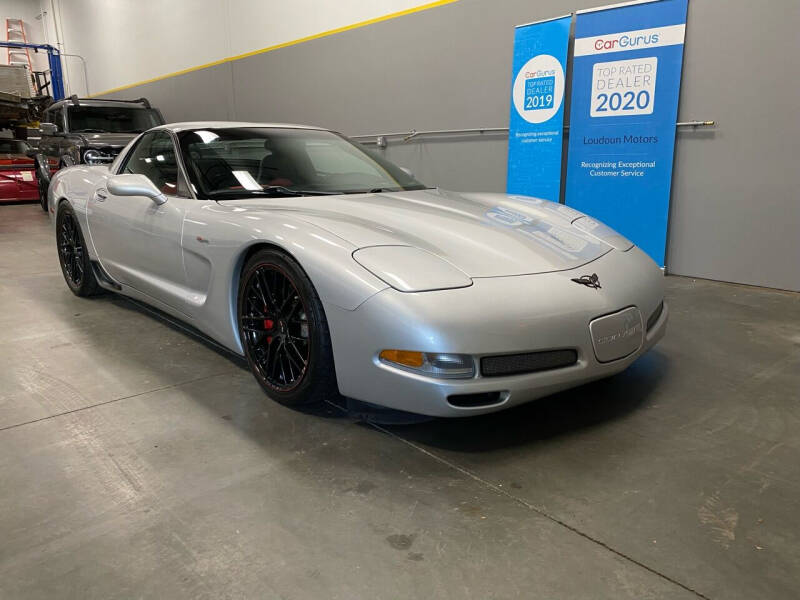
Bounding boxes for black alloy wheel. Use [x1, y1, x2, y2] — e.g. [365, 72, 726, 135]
[58, 210, 84, 287]
[238, 249, 338, 406]
[56, 205, 100, 296]
[242, 264, 310, 391]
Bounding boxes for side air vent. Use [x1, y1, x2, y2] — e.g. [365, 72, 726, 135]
[481, 349, 578, 377]
[646, 301, 664, 332]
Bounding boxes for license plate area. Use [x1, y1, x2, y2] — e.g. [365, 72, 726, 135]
[589, 306, 643, 363]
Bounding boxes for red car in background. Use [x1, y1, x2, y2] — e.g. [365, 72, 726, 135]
[0, 139, 55, 204]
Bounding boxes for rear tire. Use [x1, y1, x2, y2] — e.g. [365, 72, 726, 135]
[56, 204, 101, 297]
[34, 157, 50, 212]
[37, 171, 48, 212]
[237, 249, 339, 407]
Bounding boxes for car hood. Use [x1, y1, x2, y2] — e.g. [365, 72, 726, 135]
[228, 189, 612, 277]
[76, 132, 138, 149]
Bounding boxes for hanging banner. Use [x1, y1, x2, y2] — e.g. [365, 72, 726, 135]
[506, 15, 571, 202]
[565, 0, 688, 266]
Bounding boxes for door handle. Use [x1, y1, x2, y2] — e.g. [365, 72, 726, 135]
[94, 189, 107, 202]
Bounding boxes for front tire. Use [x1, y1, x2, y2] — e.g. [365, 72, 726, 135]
[56, 204, 100, 296]
[237, 249, 339, 407]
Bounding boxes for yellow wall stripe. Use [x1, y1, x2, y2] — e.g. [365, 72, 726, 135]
[90, 0, 459, 97]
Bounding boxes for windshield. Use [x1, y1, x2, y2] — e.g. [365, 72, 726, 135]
[68, 106, 164, 134]
[177, 127, 427, 199]
[0, 140, 29, 154]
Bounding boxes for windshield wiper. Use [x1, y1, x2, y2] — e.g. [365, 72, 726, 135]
[262, 185, 336, 196]
[363, 186, 433, 194]
[208, 186, 336, 199]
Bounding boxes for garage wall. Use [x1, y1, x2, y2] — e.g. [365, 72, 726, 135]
[0, 0, 47, 70]
[57, 0, 800, 292]
[46, 0, 449, 97]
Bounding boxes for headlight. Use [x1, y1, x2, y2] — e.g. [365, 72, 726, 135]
[353, 246, 472, 292]
[379, 350, 475, 379]
[83, 149, 114, 165]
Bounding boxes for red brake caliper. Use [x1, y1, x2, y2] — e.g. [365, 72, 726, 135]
[264, 318, 274, 344]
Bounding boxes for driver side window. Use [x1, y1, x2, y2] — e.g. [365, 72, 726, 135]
[120, 131, 188, 197]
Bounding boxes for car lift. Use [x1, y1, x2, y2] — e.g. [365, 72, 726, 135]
[0, 41, 65, 100]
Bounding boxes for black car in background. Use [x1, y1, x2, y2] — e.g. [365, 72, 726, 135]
[33, 96, 165, 210]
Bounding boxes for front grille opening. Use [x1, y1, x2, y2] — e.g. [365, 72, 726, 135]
[93, 146, 123, 157]
[481, 349, 578, 377]
[447, 391, 505, 408]
[646, 301, 664, 331]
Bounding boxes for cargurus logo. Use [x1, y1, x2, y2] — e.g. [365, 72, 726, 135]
[594, 33, 660, 51]
[525, 68, 557, 78]
[574, 24, 685, 57]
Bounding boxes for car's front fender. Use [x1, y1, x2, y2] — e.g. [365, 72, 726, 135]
[180, 202, 390, 354]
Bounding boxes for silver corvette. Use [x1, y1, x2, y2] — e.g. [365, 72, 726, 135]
[49, 122, 667, 417]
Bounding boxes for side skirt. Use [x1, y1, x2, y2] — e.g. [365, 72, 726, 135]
[90, 260, 122, 291]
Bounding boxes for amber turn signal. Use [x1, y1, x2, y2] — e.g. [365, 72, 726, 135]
[379, 350, 475, 379]
[379, 349, 424, 368]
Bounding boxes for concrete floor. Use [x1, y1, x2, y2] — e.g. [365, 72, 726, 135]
[1, 203, 799, 599]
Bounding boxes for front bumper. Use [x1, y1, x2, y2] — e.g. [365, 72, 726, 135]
[325, 247, 668, 417]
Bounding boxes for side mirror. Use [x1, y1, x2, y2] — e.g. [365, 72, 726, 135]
[25, 147, 37, 158]
[399, 166, 414, 178]
[39, 122, 58, 136]
[107, 173, 167, 205]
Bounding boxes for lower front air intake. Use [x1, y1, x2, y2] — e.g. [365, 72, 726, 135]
[480, 349, 578, 377]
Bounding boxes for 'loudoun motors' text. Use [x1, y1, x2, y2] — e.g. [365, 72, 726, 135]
[583, 134, 658, 145]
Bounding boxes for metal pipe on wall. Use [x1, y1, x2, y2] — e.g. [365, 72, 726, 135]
[48, 0, 69, 94]
[351, 121, 716, 147]
[60, 52, 89, 96]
